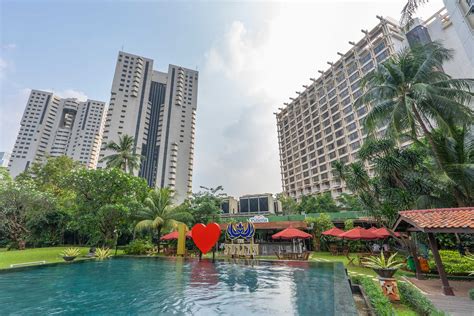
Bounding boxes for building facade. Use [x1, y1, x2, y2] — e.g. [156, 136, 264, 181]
[0, 152, 11, 168]
[98, 52, 198, 203]
[276, 6, 473, 200]
[8, 90, 106, 177]
[221, 196, 239, 214]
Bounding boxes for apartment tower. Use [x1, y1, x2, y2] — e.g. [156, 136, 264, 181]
[276, 5, 473, 200]
[8, 90, 106, 177]
[99, 52, 198, 203]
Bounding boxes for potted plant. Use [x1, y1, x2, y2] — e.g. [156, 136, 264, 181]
[61, 248, 81, 262]
[364, 252, 403, 278]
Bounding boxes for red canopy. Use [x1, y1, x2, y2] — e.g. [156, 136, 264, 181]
[322, 227, 344, 237]
[338, 227, 379, 240]
[374, 227, 400, 238]
[367, 227, 378, 232]
[160, 231, 192, 241]
[272, 227, 312, 240]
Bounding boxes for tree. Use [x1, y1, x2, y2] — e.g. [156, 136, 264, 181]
[357, 42, 473, 205]
[135, 187, 193, 243]
[98, 204, 130, 247]
[66, 168, 148, 245]
[0, 178, 56, 249]
[188, 186, 226, 224]
[400, 0, 429, 28]
[100, 134, 142, 174]
[276, 192, 298, 215]
[297, 193, 339, 214]
[337, 193, 364, 212]
[305, 213, 334, 251]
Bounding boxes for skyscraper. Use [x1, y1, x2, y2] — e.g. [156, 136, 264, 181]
[99, 52, 198, 203]
[0, 152, 11, 168]
[8, 89, 106, 177]
[275, 6, 473, 201]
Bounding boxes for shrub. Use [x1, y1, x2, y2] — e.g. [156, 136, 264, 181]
[351, 275, 395, 316]
[428, 250, 474, 275]
[123, 239, 153, 255]
[469, 288, 474, 301]
[60, 248, 81, 257]
[397, 281, 445, 315]
[96, 248, 112, 260]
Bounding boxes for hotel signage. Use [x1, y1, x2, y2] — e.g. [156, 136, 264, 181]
[248, 215, 269, 223]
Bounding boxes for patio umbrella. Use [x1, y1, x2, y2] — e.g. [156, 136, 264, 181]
[272, 227, 312, 240]
[322, 227, 344, 237]
[338, 227, 379, 240]
[374, 227, 400, 238]
[367, 227, 378, 232]
[160, 231, 192, 241]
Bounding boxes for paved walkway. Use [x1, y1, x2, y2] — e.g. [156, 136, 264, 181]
[407, 278, 474, 316]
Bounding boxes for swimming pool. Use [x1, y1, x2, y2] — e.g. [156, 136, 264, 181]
[0, 257, 357, 315]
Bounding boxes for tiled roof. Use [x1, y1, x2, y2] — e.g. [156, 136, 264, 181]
[395, 207, 474, 232]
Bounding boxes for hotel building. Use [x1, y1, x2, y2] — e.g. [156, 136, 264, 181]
[275, 5, 474, 200]
[8, 90, 106, 177]
[98, 52, 198, 203]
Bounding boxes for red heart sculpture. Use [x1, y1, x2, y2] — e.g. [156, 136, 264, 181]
[191, 223, 221, 254]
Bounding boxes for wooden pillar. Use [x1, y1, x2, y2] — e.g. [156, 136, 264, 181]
[427, 233, 454, 296]
[407, 232, 424, 280]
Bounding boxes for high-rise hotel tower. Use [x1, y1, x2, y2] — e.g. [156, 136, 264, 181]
[98, 52, 198, 203]
[276, 5, 473, 201]
[8, 90, 106, 177]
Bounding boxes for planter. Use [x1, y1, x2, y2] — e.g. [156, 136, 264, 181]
[373, 268, 397, 278]
[63, 256, 77, 262]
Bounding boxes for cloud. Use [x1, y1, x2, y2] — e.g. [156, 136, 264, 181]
[2, 43, 16, 50]
[0, 57, 8, 79]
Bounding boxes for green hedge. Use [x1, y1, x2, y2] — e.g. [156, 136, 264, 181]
[352, 275, 395, 316]
[397, 281, 445, 316]
[428, 250, 474, 275]
[123, 239, 153, 255]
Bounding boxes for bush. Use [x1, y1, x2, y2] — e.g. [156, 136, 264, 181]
[428, 250, 474, 275]
[123, 239, 153, 255]
[351, 275, 395, 316]
[469, 288, 474, 301]
[398, 281, 445, 315]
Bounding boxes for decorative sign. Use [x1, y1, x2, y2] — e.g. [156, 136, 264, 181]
[191, 223, 221, 254]
[224, 243, 259, 257]
[248, 215, 269, 223]
[226, 222, 255, 240]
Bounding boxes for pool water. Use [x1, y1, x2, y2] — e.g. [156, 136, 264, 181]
[0, 258, 357, 315]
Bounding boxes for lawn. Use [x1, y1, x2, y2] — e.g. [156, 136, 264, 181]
[0, 247, 94, 269]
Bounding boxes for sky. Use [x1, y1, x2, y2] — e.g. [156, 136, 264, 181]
[0, 0, 444, 197]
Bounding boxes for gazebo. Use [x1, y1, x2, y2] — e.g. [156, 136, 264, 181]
[392, 207, 474, 296]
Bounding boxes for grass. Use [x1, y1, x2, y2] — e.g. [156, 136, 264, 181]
[392, 302, 418, 316]
[0, 247, 123, 269]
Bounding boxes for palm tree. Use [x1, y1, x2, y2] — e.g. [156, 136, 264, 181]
[100, 135, 142, 174]
[400, 0, 429, 28]
[135, 187, 193, 243]
[357, 42, 473, 203]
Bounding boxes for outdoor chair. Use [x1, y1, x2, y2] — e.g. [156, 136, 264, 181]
[329, 244, 338, 256]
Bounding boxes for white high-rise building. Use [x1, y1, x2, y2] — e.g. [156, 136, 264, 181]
[276, 6, 473, 200]
[0, 152, 11, 168]
[99, 52, 198, 203]
[8, 90, 106, 177]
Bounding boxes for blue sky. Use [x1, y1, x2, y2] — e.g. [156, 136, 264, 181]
[0, 0, 444, 197]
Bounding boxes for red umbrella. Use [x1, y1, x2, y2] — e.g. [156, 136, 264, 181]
[160, 231, 192, 241]
[338, 227, 379, 240]
[272, 227, 312, 240]
[367, 227, 378, 232]
[374, 227, 400, 238]
[322, 227, 344, 237]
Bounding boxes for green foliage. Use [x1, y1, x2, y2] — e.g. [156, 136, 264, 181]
[66, 168, 148, 245]
[123, 239, 153, 255]
[337, 193, 364, 212]
[188, 185, 225, 224]
[61, 247, 81, 257]
[146, 247, 159, 256]
[469, 288, 474, 300]
[297, 193, 339, 214]
[276, 192, 298, 215]
[428, 250, 474, 275]
[352, 275, 395, 316]
[134, 187, 193, 242]
[99, 134, 142, 174]
[344, 219, 354, 230]
[305, 213, 333, 251]
[95, 247, 112, 260]
[398, 281, 445, 316]
[364, 252, 404, 270]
